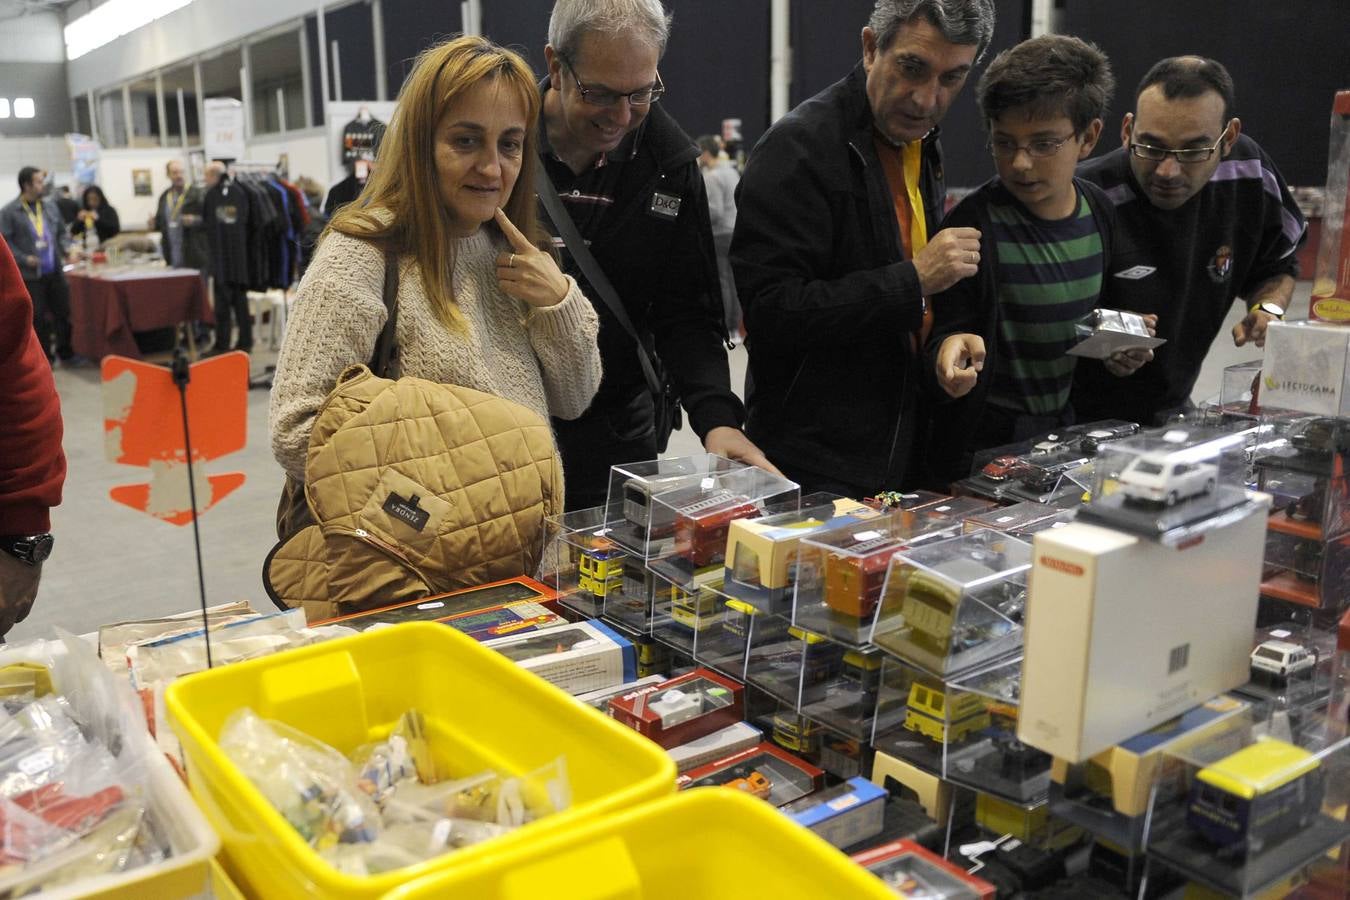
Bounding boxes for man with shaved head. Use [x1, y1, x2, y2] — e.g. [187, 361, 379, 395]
[1072, 56, 1305, 425]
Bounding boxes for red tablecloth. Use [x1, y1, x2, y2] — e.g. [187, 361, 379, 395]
[67, 268, 211, 360]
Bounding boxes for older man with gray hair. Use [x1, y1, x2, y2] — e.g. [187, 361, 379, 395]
[536, 0, 777, 510]
[732, 0, 994, 497]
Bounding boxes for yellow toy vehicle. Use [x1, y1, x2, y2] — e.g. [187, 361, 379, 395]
[903, 682, 990, 744]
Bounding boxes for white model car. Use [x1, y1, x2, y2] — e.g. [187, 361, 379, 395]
[1117, 452, 1218, 507]
[1250, 640, 1317, 680]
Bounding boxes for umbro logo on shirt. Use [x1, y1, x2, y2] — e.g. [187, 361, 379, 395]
[1113, 265, 1156, 280]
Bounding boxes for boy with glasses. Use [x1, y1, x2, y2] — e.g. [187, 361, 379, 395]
[538, 0, 776, 509]
[1072, 56, 1305, 426]
[927, 35, 1134, 482]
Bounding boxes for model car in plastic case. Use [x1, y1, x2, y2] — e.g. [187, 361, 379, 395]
[604, 454, 750, 558]
[645, 466, 799, 590]
[546, 505, 631, 619]
[864, 490, 951, 512]
[1146, 723, 1350, 897]
[797, 646, 885, 741]
[1066, 308, 1165, 360]
[607, 667, 744, 749]
[1048, 696, 1250, 853]
[852, 839, 996, 899]
[310, 575, 561, 628]
[791, 511, 960, 648]
[722, 494, 879, 616]
[677, 741, 826, 807]
[1081, 426, 1253, 538]
[482, 618, 636, 694]
[745, 620, 845, 710]
[871, 530, 1030, 677]
[872, 656, 1048, 804]
[1235, 622, 1338, 717]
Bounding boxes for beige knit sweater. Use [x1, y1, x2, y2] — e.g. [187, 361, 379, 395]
[269, 227, 602, 480]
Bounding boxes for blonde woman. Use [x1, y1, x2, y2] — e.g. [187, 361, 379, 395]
[270, 36, 602, 490]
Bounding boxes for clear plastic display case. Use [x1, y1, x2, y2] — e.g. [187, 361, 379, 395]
[646, 467, 800, 591]
[722, 495, 879, 616]
[546, 505, 630, 619]
[1216, 359, 1265, 422]
[677, 742, 826, 807]
[962, 501, 1068, 536]
[603, 561, 657, 635]
[607, 667, 744, 750]
[791, 512, 960, 648]
[1066, 308, 1165, 360]
[604, 454, 749, 558]
[1146, 724, 1350, 897]
[871, 657, 1047, 804]
[870, 530, 1030, 677]
[798, 645, 885, 741]
[649, 568, 726, 657]
[1048, 696, 1252, 854]
[745, 620, 844, 709]
[851, 839, 996, 900]
[690, 595, 760, 679]
[1081, 427, 1253, 539]
[1310, 91, 1350, 322]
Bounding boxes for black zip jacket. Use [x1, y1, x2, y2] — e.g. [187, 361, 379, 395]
[924, 177, 1117, 485]
[731, 63, 943, 491]
[538, 95, 742, 445]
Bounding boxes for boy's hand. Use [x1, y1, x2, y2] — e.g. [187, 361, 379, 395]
[936, 334, 985, 398]
[1104, 347, 1154, 376]
[914, 228, 981, 295]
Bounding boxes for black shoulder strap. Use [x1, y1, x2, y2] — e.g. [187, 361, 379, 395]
[536, 162, 664, 398]
[371, 247, 400, 377]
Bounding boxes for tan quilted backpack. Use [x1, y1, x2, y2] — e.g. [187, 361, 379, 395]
[263, 364, 563, 622]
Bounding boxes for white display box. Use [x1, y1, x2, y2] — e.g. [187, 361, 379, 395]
[1262, 319, 1350, 417]
[1018, 500, 1270, 763]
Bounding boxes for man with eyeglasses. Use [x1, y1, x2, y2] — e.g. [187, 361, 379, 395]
[1072, 56, 1306, 426]
[731, 0, 995, 498]
[537, 0, 776, 510]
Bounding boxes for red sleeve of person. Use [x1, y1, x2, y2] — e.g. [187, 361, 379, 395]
[0, 240, 65, 534]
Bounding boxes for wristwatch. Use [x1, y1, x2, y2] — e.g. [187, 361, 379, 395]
[0, 534, 54, 566]
[1251, 300, 1286, 319]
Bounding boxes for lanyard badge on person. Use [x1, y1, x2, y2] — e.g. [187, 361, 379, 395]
[168, 189, 187, 224]
[22, 199, 47, 252]
[902, 140, 932, 341]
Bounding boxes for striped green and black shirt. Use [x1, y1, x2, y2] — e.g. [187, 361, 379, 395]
[985, 184, 1104, 417]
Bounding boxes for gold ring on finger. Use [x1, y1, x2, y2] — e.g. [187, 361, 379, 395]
[509, 253, 516, 268]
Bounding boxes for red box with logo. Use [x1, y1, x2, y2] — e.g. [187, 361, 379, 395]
[607, 667, 743, 749]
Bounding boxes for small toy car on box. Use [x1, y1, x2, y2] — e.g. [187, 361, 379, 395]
[1076, 421, 1141, 454]
[677, 741, 826, 806]
[608, 667, 744, 749]
[1249, 640, 1317, 681]
[1118, 452, 1218, 507]
[981, 455, 1030, 482]
[1186, 738, 1324, 855]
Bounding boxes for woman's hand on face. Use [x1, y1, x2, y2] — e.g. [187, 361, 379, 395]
[494, 208, 569, 309]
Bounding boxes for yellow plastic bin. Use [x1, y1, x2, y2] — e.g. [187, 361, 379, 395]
[165, 622, 677, 899]
[387, 788, 896, 899]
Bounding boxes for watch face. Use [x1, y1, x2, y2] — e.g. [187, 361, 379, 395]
[29, 535, 53, 564]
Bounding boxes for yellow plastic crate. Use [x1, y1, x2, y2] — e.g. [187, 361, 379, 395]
[387, 788, 895, 899]
[165, 622, 676, 899]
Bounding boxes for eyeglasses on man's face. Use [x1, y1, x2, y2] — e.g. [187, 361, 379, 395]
[987, 133, 1077, 160]
[1128, 121, 1233, 164]
[558, 53, 664, 107]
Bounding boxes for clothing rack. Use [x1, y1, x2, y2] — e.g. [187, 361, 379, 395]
[228, 159, 288, 179]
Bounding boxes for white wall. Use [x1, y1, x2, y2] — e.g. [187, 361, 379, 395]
[0, 11, 66, 63]
[242, 128, 329, 189]
[65, 0, 364, 96]
[0, 136, 75, 205]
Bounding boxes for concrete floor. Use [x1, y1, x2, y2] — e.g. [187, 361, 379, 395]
[12, 284, 1312, 641]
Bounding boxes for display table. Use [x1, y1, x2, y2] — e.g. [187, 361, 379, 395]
[67, 267, 211, 360]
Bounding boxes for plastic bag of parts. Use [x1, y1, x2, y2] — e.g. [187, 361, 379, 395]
[221, 707, 571, 876]
[0, 633, 163, 897]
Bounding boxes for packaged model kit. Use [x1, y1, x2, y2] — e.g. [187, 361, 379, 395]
[482, 619, 635, 695]
[607, 668, 745, 749]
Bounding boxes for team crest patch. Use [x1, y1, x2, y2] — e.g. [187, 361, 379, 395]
[1207, 245, 1233, 283]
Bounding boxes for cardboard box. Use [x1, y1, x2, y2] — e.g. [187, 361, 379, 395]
[851, 839, 995, 899]
[667, 721, 762, 772]
[573, 675, 665, 711]
[782, 776, 887, 848]
[677, 742, 825, 807]
[483, 619, 634, 695]
[608, 667, 744, 749]
[1262, 319, 1350, 416]
[870, 750, 957, 827]
[1019, 504, 1267, 762]
[311, 576, 560, 628]
[437, 601, 566, 641]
